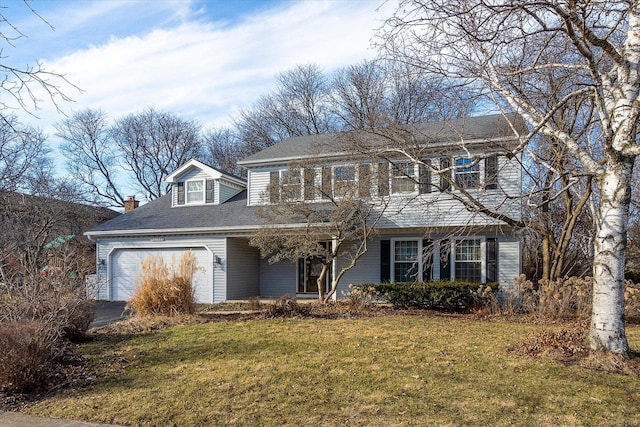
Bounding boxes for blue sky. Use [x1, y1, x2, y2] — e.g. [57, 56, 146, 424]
[5, 0, 392, 136]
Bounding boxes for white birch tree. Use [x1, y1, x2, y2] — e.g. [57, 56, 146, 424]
[381, 0, 640, 354]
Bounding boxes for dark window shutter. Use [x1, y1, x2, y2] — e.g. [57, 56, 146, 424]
[358, 164, 371, 198]
[378, 162, 389, 196]
[419, 163, 431, 194]
[439, 158, 451, 192]
[304, 168, 315, 200]
[321, 167, 332, 199]
[486, 238, 498, 283]
[422, 239, 433, 281]
[298, 258, 305, 293]
[485, 155, 499, 190]
[269, 171, 280, 203]
[205, 179, 214, 203]
[439, 239, 451, 280]
[380, 239, 391, 283]
[176, 182, 185, 205]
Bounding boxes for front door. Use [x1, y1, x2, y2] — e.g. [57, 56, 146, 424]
[297, 243, 331, 294]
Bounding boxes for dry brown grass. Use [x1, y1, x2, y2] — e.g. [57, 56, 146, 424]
[128, 251, 200, 317]
[25, 316, 640, 426]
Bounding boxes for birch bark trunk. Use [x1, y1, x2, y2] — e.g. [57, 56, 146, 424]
[588, 161, 634, 353]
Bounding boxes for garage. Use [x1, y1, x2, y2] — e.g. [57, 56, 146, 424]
[110, 248, 213, 303]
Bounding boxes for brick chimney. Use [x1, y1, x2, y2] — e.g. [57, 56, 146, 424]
[124, 196, 139, 213]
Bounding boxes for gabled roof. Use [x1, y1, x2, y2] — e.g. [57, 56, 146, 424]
[165, 159, 246, 186]
[238, 113, 526, 166]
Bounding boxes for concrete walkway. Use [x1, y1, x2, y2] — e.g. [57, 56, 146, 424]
[0, 411, 123, 426]
[90, 301, 130, 328]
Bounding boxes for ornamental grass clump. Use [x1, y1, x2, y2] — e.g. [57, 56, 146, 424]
[129, 251, 199, 317]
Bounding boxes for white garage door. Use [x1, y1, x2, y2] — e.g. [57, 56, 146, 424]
[111, 248, 212, 303]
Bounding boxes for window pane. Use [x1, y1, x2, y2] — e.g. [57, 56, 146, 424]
[455, 158, 480, 189]
[186, 180, 204, 203]
[335, 166, 356, 182]
[455, 239, 481, 282]
[281, 168, 301, 200]
[392, 162, 415, 193]
[395, 240, 418, 262]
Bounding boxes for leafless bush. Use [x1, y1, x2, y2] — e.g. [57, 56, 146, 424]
[247, 296, 263, 311]
[477, 275, 640, 322]
[128, 251, 199, 317]
[0, 320, 60, 392]
[264, 296, 312, 318]
[341, 284, 375, 313]
[625, 282, 640, 323]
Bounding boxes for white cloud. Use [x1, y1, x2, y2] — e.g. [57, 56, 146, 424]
[19, 0, 391, 133]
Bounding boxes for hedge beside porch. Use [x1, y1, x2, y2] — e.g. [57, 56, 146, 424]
[356, 281, 499, 312]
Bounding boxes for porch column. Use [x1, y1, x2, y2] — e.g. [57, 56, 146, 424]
[332, 236, 338, 301]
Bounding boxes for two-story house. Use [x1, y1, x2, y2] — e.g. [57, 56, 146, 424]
[86, 113, 525, 303]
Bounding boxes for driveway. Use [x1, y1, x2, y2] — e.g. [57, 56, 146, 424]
[90, 301, 130, 328]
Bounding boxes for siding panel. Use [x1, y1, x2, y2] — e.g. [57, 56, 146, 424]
[259, 259, 296, 297]
[226, 238, 260, 299]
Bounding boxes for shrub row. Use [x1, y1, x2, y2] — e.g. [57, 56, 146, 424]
[0, 272, 95, 392]
[356, 281, 499, 311]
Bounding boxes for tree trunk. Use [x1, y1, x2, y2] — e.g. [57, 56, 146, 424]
[541, 236, 551, 282]
[588, 163, 633, 354]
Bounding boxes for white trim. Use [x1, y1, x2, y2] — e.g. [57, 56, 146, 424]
[390, 238, 422, 282]
[166, 159, 246, 186]
[185, 179, 206, 205]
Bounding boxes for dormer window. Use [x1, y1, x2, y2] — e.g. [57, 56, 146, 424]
[175, 179, 215, 206]
[186, 180, 205, 204]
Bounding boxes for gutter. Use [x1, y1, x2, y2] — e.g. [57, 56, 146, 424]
[238, 136, 520, 168]
[84, 221, 333, 238]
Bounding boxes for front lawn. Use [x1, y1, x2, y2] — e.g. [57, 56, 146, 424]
[27, 315, 640, 426]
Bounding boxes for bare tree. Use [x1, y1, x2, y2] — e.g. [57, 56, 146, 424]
[381, 0, 640, 354]
[56, 109, 125, 207]
[0, 114, 48, 193]
[250, 158, 386, 302]
[235, 64, 338, 153]
[200, 128, 246, 176]
[111, 108, 202, 200]
[0, 1, 78, 120]
[330, 60, 389, 130]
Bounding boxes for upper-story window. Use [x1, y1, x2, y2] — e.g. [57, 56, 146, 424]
[281, 168, 301, 200]
[334, 165, 356, 196]
[455, 158, 480, 189]
[270, 168, 302, 202]
[175, 179, 214, 206]
[392, 162, 416, 194]
[186, 180, 204, 203]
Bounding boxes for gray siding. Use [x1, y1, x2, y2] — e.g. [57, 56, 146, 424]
[246, 153, 521, 227]
[226, 238, 260, 299]
[335, 237, 381, 296]
[218, 181, 243, 204]
[259, 258, 296, 297]
[207, 239, 227, 303]
[248, 168, 274, 206]
[497, 236, 521, 287]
